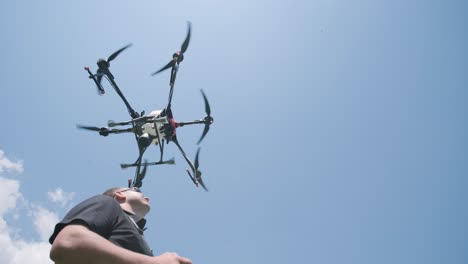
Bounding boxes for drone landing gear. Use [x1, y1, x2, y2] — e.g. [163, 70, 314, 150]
[120, 158, 175, 169]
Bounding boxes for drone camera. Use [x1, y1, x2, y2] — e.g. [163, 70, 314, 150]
[137, 133, 153, 148]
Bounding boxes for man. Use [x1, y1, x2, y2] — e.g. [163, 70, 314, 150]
[49, 187, 192, 264]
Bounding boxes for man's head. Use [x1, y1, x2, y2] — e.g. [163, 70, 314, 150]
[103, 187, 151, 219]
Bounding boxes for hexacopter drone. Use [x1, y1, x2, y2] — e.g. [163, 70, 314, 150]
[78, 22, 212, 191]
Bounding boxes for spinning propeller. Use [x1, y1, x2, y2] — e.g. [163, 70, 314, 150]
[198, 90, 214, 144]
[175, 90, 214, 144]
[76, 124, 132, 136]
[96, 44, 132, 90]
[86, 44, 132, 95]
[152, 21, 191, 78]
[186, 148, 208, 191]
[85, 43, 139, 119]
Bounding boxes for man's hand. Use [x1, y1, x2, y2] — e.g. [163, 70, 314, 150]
[151, 252, 192, 264]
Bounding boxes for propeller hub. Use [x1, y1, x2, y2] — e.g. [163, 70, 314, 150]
[97, 59, 109, 69]
[173, 51, 184, 63]
[98, 127, 109, 136]
[204, 116, 214, 125]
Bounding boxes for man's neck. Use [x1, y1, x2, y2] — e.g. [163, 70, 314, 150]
[120, 205, 144, 222]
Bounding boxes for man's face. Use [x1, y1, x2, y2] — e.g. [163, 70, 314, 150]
[118, 187, 151, 214]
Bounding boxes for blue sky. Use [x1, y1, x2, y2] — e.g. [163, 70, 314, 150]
[0, 1, 467, 263]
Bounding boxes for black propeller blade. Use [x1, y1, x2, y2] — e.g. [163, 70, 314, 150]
[151, 21, 191, 76]
[201, 89, 211, 116]
[76, 125, 103, 132]
[108, 44, 132, 62]
[198, 90, 214, 144]
[198, 125, 210, 145]
[77, 125, 109, 136]
[193, 148, 208, 191]
[152, 60, 173, 76]
[133, 161, 147, 188]
[194, 148, 200, 170]
[180, 21, 191, 54]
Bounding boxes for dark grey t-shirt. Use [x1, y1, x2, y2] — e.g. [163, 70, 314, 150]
[49, 195, 153, 256]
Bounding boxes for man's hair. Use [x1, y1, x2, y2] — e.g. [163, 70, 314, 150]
[102, 187, 125, 197]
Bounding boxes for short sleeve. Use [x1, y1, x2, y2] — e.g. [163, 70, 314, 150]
[49, 195, 121, 244]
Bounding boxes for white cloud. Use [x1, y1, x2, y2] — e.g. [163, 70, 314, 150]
[47, 188, 75, 208]
[0, 150, 59, 264]
[32, 207, 59, 242]
[0, 182, 53, 264]
[0, 150, 24, 174]
[0, 217, 51, 264]
[0, 177, 21, 215]
[0, 218, 16, 264]
[10, 241, 51, 264]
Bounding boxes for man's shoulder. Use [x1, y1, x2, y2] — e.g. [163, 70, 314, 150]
[81, 194, 117, 205]
[70, 194, 121, 213]
[49, 195, 122, 244]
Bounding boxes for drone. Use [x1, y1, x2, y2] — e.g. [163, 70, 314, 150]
[78, 22, 213, 191]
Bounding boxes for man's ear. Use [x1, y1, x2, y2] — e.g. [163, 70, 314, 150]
[113, 191, 127, 203]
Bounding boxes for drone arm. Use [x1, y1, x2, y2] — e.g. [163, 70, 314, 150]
[176, 120, 206, 127]
[105, 76, 139, 119]
[171, 136, 196, 174]
[165, 59, 181, 108]
[107, 128, 134, 134]
[167, 81, 175, 109]
[170, 63, 178, 86]
[108, 120, 133, 127]
[176, 118, 212, 144]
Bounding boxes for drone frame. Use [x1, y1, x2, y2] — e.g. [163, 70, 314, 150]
[79, 22, 212, 191]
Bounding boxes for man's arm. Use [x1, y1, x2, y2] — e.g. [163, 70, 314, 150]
[50, 223, 191, 264]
